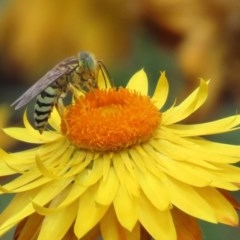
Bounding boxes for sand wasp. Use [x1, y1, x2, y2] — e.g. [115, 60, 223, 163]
[11, 51, 110, 133]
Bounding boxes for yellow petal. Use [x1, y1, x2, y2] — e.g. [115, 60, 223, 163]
[74, 185, 108, 239]
[48, 107, 61, 131]
[149, 136, 221, 169]
[191, 139, 240, 163]
[3, 127, 43, 144]
[119, 151, 140, 198]
[101, 206, 140, 240]
[126, 69, 148, 95]
[3, 111, 61, 144]
[25, 110, 60, 142]
[95, 167, 119, 205]
[154, 131, 240, 166]
[166, 177, 217, 223]
[101, 152, 112, 182]
[35, 141, 75, 178]
[37, 201, 77, 240]
[151, 71, 169, 109]
[196, 187, 238, 226]
[59, 149, 92, 178]
[162, 79, 208, 125]
[209, 163, 240, 187]
[32, 178, 73, 209]
[179, 162, 238, 190]
[138, 191, 176, 240]
[128, 147, 147, 174]
[35, 153, 61, 179]
[137, 169, 170, 210]
[2, 173, 50, 193]
[166, 115, 240, 137]
[0, 149, 22, 175]
[97, 63, 113, 90]
[113, 184, 138, 231]
[57, 178, 87, 209]
[3, 127, 62, 144]
[161, 159, 220, 187]
[7, 149, 42, 171]
[32, 180, 87, 214]
[0, 189, 40, 236]
[75, 159, 103, 187]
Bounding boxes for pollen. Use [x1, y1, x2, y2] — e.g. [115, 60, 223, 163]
[61, 88, 161, 151]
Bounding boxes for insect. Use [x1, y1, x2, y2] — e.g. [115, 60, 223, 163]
[11, 51, 110, 134]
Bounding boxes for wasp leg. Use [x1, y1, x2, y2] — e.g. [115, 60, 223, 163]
[55, 95, 65, 117]
[69, 83, 85, 101]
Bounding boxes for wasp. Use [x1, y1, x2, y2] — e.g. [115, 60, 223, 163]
[11, 51, 110, 133]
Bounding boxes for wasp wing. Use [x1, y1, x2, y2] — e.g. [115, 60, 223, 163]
[11, 56, 79, 110]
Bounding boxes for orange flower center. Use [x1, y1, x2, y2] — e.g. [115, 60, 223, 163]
[61, 88, 161, 151]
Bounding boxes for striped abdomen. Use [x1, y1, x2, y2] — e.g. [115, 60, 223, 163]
[34, 76, 69, 133]
[34, 86, 58, 133]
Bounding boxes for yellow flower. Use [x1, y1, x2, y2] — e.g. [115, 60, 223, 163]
[1, 70, 240, 240]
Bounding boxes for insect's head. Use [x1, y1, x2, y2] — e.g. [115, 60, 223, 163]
[73, 51, 99, 91]
[77, 51, 98, 74]
[74, 51, 113, 92]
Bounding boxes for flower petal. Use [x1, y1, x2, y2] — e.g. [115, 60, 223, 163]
[0, 190, 39, 237]
[196, 187, 238, 226]
[149, 136, 221, 169]
[98, 64, 113, 90]
[3, 111, 61, 144]
[64, 150, 93, 177]
[119, 151, 140, 198]
[95, 167, 119, 205]
[37, 201, 77, 240]
[113, 155, 138, 230]
[47, 107, 61, 131]
[0, 149, 23, 175]
[113, 184, 138, 231]
[76, 158, 103, 187]
[3, 127, 44, 144]
[212, 163, 240, 184]
[138, 191, 176, 240]
[162, 79, 208, 124]
[151, 71, 169, 109]
[166, 115, 240, 137]
[2, 173, 50, 193]
[161, 159, 222, 188]
[101, 206, 140, 240]
[136, 169, 170, 210]
[166, 177, 217, 223]
[32, 178, 87, 213]
[126, 69, 148, 95]
[74, 185, 108, 238]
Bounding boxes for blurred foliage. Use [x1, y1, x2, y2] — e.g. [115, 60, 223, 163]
[0, 0, 240, 239]
[140, 0, 240, 122]
[0, 0, 140, 82]
[0, 105, 16, 151]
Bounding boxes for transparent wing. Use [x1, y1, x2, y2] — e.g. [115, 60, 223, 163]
[11, 56, 79, 110]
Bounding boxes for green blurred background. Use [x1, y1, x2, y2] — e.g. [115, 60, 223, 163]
[0, 0, 240, 239]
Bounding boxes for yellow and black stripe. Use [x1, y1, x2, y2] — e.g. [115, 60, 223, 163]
[34, 85, 59, 133]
